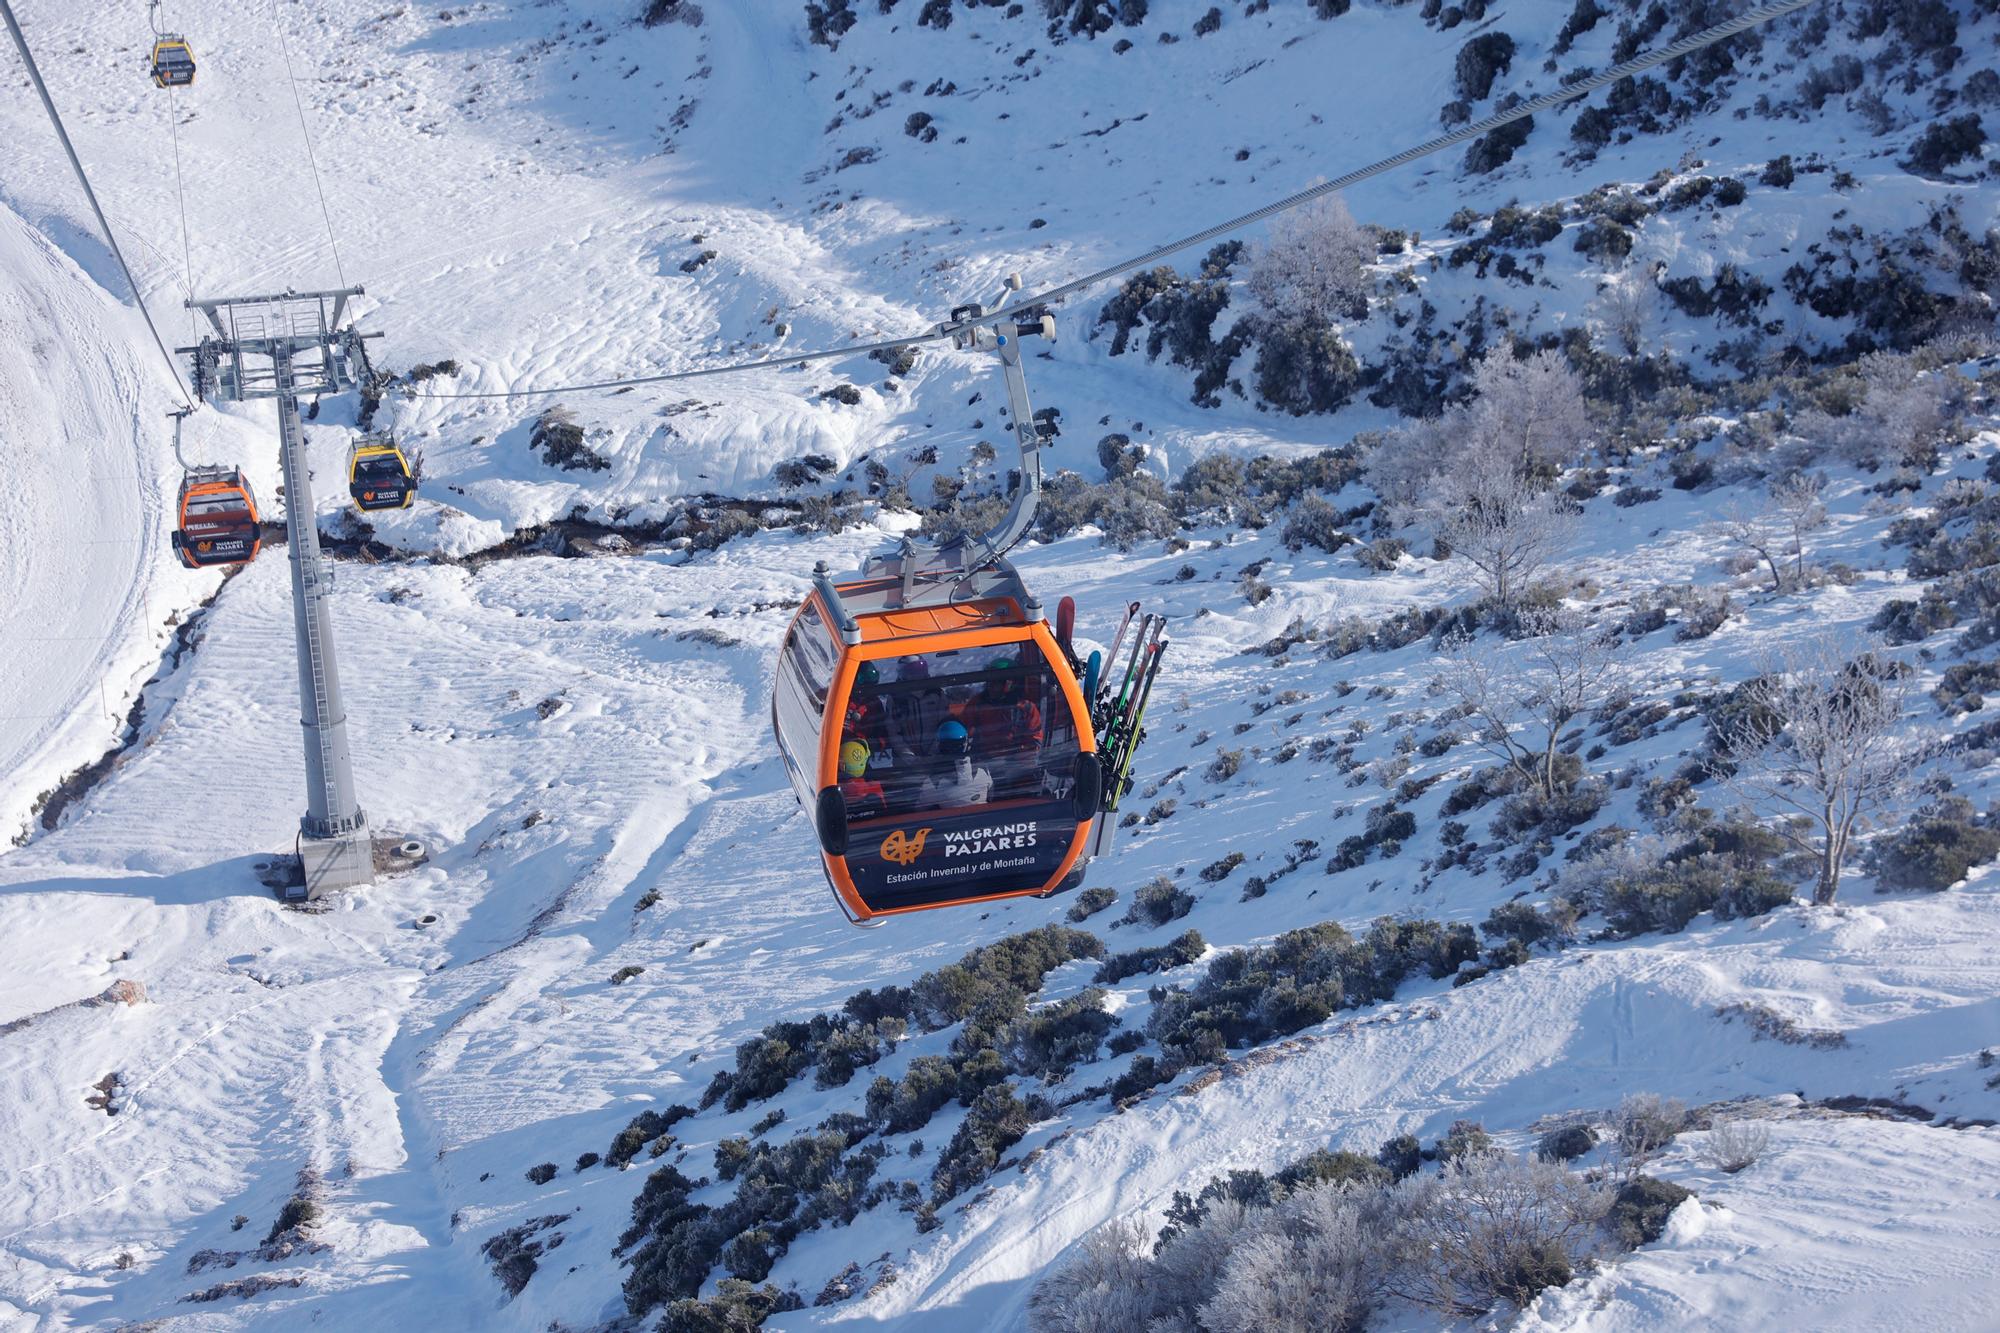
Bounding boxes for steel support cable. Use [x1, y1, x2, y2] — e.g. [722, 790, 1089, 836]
[977, 0, 1819, 328]
[0, 0, 196, 409]
[268, 0, 347, 290]
[165, 85, 195, 308]
[416, 0, 1816, 402]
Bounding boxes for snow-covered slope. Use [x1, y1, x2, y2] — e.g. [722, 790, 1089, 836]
[1, 0, 1998, 1329]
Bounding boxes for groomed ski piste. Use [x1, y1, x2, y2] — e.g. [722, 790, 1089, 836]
[2, 0, 1998, 1329]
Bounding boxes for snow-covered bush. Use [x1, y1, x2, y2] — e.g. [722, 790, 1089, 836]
[932, 1084, 1034, 1203]
[1702, 1117, 1770, 1174]
[1198, 1184, 1386, 1332]
[1066, 885, 1117, 922]
[1096, 928, 1205, 984]
[1386, 1152, 1609, 1315]
[1613, 1093, 1688, 1168]
[1026, 1217, 1155, 1333]
[1281, 493, 1353, 553]
[1868, 796, 2000, 891]
[1121, 876, 1195, 926]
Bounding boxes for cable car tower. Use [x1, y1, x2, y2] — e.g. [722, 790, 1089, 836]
[178, 287, 381, 899]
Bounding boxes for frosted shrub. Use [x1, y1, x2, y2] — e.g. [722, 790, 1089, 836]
[1026, 1217, 1155, 1333]
[1701, 1117, 1769, 1174]
[1613, 1093, 1687, 1168]
[1281, 493, 1352, 553]
[1147, 1197, 1257, 1323]
[1199, 1185, 1385, 1333]
[1386, 1153, 1610, 1316]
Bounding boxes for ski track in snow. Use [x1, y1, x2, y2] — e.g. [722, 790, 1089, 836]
[1, 0, 1998, 1328]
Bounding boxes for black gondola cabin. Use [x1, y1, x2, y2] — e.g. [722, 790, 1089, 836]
[348, 435, 417, 512]
[775, 558, 1101, 924]
[150, 36, 195, 88]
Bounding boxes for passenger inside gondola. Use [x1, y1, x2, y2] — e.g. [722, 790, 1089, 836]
[838, 644, 1078, 821]
[838, 740, 886, 820]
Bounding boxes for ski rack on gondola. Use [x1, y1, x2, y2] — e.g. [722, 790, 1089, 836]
[1087, 608, 1168, 858]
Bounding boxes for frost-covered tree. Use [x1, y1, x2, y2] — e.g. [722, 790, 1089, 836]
[1435, 609, 1627, 799]
[1715, 472, 1828, 593]
[1246, 195, 1374, 325]
[1724, 637, 1920, 905]
[1591, 270, 1658, 355]
[1428, 460, 1580, 610]
[1465, 349, 1592, 478]
[1367, 349, 1589, 512]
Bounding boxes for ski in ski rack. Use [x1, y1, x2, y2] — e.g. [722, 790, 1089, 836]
[1088, 606, 1167, 858]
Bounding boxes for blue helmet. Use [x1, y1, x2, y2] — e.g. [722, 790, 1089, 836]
[936, 719, 970, 754]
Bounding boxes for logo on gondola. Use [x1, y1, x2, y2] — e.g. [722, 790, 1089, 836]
[880, 828, 930, 865]
[196, 541, 214, 553]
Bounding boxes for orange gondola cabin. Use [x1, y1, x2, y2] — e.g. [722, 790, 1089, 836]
[776, 555, 1101, 924]
[172, 466, 261, 569]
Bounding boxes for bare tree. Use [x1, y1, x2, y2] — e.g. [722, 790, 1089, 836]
[1429, 458, 1581, 610]
[1591, 270, 1658, 356]
[1715, 472, 1829, 592]
[1246, 194, 1375, 325]
[1724, 637, 1919, 905]
[1435, 609, 1628, 799]
[1466, 349, 1593, 476]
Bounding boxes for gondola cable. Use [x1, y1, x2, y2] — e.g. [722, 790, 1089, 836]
[411, 0, 1817, 403]
[266, 0, 347, 290]
[0, 0, 196, 409]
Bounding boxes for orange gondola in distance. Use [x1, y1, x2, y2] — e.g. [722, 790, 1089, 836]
[172, 465, 261, 569]
[347, 432, 417, 512]
[774, 557, 1102, 924]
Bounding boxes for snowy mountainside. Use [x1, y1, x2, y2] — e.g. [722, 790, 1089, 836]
[0, 0, 1998, 1330]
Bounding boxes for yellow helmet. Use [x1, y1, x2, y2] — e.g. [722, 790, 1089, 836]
[840, 740, 871, 778]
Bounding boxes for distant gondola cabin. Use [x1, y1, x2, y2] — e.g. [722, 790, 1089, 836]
[347, 436, 416, 512]
[774, 561, 1101, 923]
[172, 468, 260, 569]
[149, 36, 195, 88]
